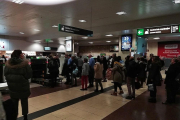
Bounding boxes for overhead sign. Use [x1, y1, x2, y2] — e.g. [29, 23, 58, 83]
[59, 24, 93, 37]
[137, 25, 180, 36]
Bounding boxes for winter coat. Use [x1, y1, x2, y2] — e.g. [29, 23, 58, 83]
[112, 62, 123, 83]
[4, 58, 32, 99]
[127, 60, 138, 78]
[94, 62, 103, 79]
[137, 61, 146, 78]
[165, 63, 180, 85]
[103, 59, 108, 70]
[0, 92, 6, 120]
[62, 57, 68, 76]
[82, 63, 89, 76]
[147, 62, 160, 85]
[48, 58, 59, 74]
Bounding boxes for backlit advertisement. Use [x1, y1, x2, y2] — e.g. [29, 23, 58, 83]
[121, 35, 132, 51]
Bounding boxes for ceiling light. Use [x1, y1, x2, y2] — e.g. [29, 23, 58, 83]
[106, 41, 111, 43]
[106, 34, 113, 37]
[34, 29, 40, 31]
[82, 37, 88, 39]
[12, 0, 24, 4]
[10, 0, 74, 5]
[52, 25, 58, 28]
[116, 11, 126, 15]
[174, 0, 180, 3]
[153, 37, 160, 39]
[89, 42, 93, 44]
[19, 32, 24, 34]
[79, 20, 86, 23]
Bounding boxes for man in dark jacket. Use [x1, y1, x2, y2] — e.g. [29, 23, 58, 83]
[163, 58, 179, 104]
[4, 50, 32, 120]
[126, 57, 138, 99]
[48, 55, 59, 87]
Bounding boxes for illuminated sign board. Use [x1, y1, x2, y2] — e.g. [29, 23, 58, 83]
[137, 25, 180, 36]
[121, 35, 132, 51]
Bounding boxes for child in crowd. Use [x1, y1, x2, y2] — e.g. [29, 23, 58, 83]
[80, 58, 89, 90]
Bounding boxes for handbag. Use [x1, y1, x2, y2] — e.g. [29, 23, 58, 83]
[73, 67, 78, 75]
[106, 68, 113, 80]
[148, 84, 154, 91]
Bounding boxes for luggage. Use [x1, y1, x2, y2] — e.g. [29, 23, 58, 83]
[135, 82, 141, 89]
[3, 99, 16, 120]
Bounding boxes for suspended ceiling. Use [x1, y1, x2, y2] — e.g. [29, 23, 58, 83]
[0, 0, 180, 45]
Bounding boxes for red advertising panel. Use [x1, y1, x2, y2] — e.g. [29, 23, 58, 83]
[158, 42, 180, 58]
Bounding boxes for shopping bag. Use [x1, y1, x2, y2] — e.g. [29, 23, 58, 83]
[106, 68, 113, 80]
[148, 84, 154, 91]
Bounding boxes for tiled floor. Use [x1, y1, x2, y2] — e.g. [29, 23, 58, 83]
[3, 70, 180, 120]
[16, 80, 148, 120]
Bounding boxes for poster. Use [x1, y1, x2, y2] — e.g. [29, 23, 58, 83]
[66, 40, 72, 52]
[158, 42, 180, 58]
[121, 35, 132, 51]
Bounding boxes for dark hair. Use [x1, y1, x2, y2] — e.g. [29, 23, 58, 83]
[80, 56, 82, 58]
[68, 54, 71, 57]
[11, 50, 22, 59]
[84, 58, 88, 63]
[152, 56, 159, 63]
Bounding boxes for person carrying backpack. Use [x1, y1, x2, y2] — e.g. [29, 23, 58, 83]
[48, 55, 59, 88]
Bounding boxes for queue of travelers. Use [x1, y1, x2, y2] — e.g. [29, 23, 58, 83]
[1, 49, 180, 120]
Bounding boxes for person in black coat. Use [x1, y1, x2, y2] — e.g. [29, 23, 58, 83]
[102, 56, 108, 82]
[137, 57, 147, 88]
[163, 58, 180, 104]
[147, 54, 154, 71]
[126, 57, 138, 100]
[147, 56, 161, 103]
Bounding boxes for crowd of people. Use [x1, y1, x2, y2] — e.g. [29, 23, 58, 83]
[0, 49, 180, 120]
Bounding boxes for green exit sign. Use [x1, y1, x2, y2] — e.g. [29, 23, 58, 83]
[137, 29, 144, 36]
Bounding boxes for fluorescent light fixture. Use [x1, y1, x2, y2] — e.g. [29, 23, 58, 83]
[19, 32, 24, 34]
[13, 0, 74, 5]
[175, 0, 180, 3]
[153, 37, 160, 40]
[34, 29, 40, 31]
[82, 37, 88, 39]
[12, 0, 24, 4]
[106, 41, 111, 43]
[106, 34, 113, 37]
[116, 11, 126, 15]
[89, 42, 93, 44]
[79, 20, 86, 22]
[52, 25, 58, 27]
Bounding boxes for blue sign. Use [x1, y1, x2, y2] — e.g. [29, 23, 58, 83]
[121, 35, 132, 51]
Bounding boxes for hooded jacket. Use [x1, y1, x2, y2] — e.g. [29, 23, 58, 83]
[4, 58, 32, 99]
[112, 62, 123, 83]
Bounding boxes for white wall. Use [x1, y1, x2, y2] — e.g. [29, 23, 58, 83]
[147, 41, 158, 59]
[1, 39, 66, 52]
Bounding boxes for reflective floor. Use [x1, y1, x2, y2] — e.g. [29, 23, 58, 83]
[2, 71, 180, 120]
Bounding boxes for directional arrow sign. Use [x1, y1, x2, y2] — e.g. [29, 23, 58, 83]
[137, 29, 144, 36]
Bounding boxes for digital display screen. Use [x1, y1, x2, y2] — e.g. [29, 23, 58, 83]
[121, 35, 132, 51]
[44, 47, 51, 51]
[44, 47, 57, 51]
[66, 40, 72, 52]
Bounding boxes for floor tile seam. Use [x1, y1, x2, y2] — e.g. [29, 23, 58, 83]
[17, 85, 114, 120]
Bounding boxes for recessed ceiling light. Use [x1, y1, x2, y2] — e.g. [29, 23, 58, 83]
[153, 37, 160, 39]
[89, 42, 93, 44]
[10, 0, 74, 5]
[106, 34, 113, 37]
[106, 41, 111, 43]
[34, 29, 40, 31]
[19, 32, 24, 34]
[82, 37, 88, 39]
[174, 0, 180, 3]
[12, 0, 24, 4]
[52, 25, 58, 28]
[79, 20, 86, 22]
[116, 11, 126, 15]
